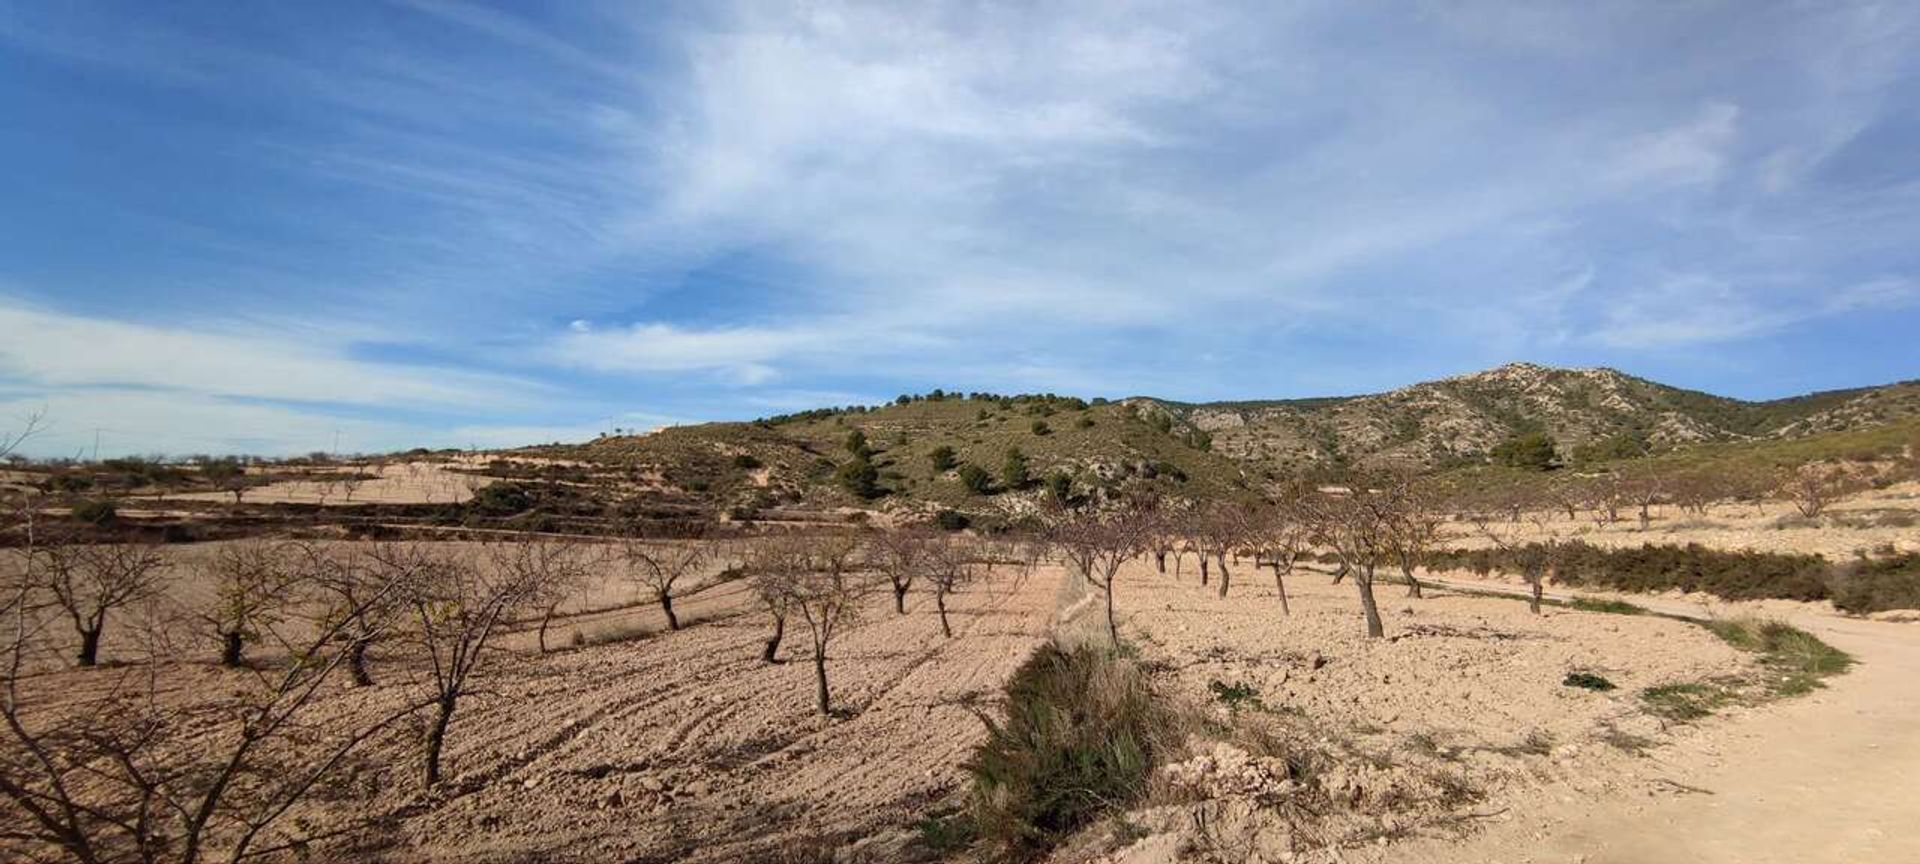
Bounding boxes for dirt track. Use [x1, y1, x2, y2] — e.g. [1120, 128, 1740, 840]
[1380, 576, 1920, 864]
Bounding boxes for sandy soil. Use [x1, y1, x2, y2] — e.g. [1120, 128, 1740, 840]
[1374, 576, 1920, 864]
[9, 512, 1915, 863]
[1445, 481, 1920, 558]
[156, 461, 492, 506]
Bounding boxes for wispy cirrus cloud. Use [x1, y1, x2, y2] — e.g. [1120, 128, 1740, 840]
[3, 1, 1919, 452]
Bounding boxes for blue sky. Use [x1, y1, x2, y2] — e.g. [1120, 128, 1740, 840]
[2, 1, 1917, 457]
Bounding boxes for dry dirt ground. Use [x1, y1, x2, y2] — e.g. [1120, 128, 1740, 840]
[153, 460, 492, 506]
[1445, 480, 1920, 559]
[11, 527, 1917, 863]
[1375, 576, 1920, 864]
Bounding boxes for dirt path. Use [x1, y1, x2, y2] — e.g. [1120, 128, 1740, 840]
[1389, 575, 1920, 864]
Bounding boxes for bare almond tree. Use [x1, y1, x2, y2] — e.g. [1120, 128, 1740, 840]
[1046, 501, 1152, 646]
[624, 524, 713, 632]
[1470, 510, 1559, 615]
[390, 544, 537, 786]
[1785, 465, 1851, 519]
[1, 539, 425, 863]
[40, 538, 170, 667]
[1248, 497, 1309, 616]
[865, 527, 931, 615]
[750, 533, 869, 714]
[200, 540, 304, 667]
[1386, 484, 1441, 599]
[745, 536, 802, 664]
[1296, 476, 1401, 638]
[491, 537, 596, 652]
[298, 543, 404, 687]
[922, 535, 982, 637]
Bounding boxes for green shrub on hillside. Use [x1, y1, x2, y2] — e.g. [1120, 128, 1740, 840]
[1491, 432, 1558, 470]
[959, 463, 994, 495]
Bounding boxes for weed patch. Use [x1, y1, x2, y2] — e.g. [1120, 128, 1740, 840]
[1705, 617, 1852, 696]
[964, 643, 1175, 862]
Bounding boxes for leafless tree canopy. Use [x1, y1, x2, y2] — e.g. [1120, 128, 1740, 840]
[2, 532, 422, 864]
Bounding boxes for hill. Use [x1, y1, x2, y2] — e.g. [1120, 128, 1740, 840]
[515, 364, 1919, 518]
[1134, 363, 1920, 471]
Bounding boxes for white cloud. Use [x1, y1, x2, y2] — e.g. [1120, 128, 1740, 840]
[0, 297, 531, 409]
[1609, 102, 1741, 187]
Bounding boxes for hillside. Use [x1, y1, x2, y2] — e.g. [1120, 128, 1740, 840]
[517, 364, 1919, 517]
[1135, 363, 1920, 471]
[525, 394, 1253, 521]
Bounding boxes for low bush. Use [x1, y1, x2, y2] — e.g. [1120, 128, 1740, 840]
[965, 644, 1172, 862]
[1425, 541, 1830, 603]
[71, 498, 118, 526]
[1827, 551, 1920, 614]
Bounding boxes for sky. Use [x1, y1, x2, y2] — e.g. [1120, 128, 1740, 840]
[2, 1, 1917, 458]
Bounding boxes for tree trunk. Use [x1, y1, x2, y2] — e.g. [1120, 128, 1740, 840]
[761, 613, 785, 663]
[1638, 503, 1651, 531]
[1198, 556, 1210, 586]
[936, 591, 952, 637]
[220, 629, 245, 667]
[424, 696, 456, 786]
[537, 603, 558, 653]
[1103, 580, 1120, 647]
[1355, 566, 1384, 638]
[1154, 550, 1167, 573]
[348, 638, 373, 686]
[1528, 574, 1543, 615]
[1215, 556, 1231, 599]
[1269, 563, 1290, 615]
[1331, 561, 1348, 585]
[1403, 563, 1423, 599]
[659, 591, 680, 631]
[77, 626, 102, 667]
[812, 648, 831, 715]
[892, 582, 908, 615]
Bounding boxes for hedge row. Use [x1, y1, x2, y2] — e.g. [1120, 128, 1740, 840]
[1422, 541, 1920, 613]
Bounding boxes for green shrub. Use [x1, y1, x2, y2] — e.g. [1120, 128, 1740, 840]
[1001, 448, 1030, 491]
[930, 445, 959, 472]
[1045, 472, 1072, 503]
[837, 458, 882, 499]
[965, 645, 1170, 861]
[730, 453, 762, 470]
[845, 428, 872, 459]
[1030, 420, 1051, 436]
[1828, 552, 1920, 614]
[935, 510, 971, 531]
[469, 482, 535, 517]
[71, 498, 118, 526]
[958, 463, 994, 495]
[1491, 432, 1558, 470]
[1424, 541, 1831, 602]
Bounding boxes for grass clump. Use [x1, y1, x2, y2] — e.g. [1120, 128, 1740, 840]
[964, 643, 1173, 862]
[1641, 682, 1730, 722]
[1705, 617, 1853, 696]
[1568, 596, 1645, 616]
